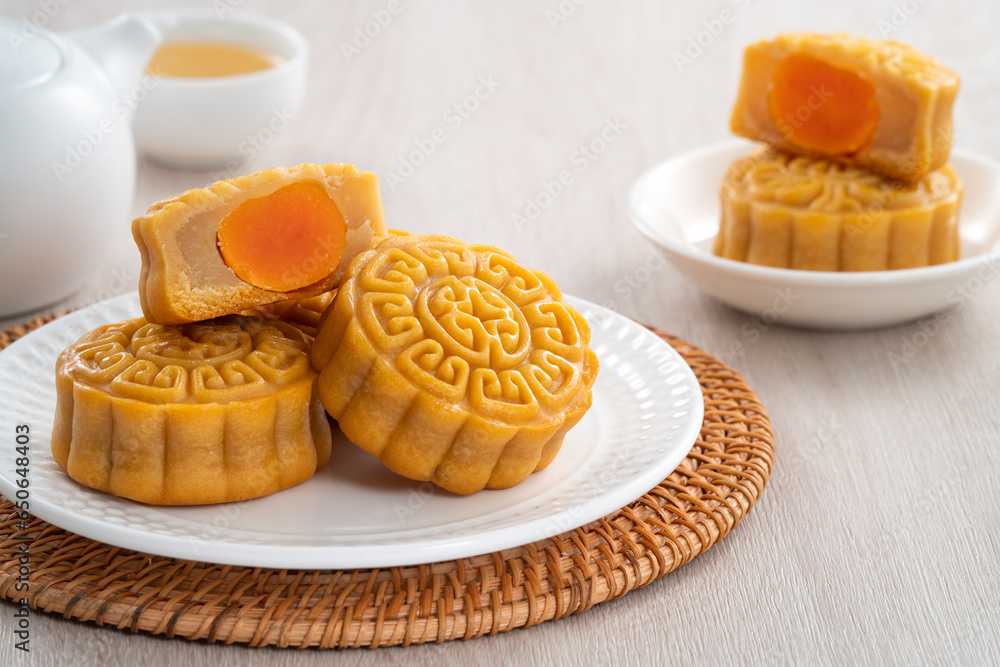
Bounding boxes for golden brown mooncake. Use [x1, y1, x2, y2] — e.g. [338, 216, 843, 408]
[51, 316, 332, 505]
[715, 148, 962, 271]
[132, 163, 387, 325]
[730, 33, 959, 181]
[311, 234, 599, 495]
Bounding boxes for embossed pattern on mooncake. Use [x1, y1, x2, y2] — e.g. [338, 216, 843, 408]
[715, 148, 963, 270]
[51, 316, 332, 505]
[311, 235, 599, 495]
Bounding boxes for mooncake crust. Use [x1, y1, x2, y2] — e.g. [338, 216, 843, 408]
[715, 148, 963, 271]
[730, 33, 960, 181]
[51, 316, 332, 505]
[311, 234, 599, 495]
[132, 163, 387, 325]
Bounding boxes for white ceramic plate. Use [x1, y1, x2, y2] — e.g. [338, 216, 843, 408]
[629, 140, 1000, 329]
[0, 293, 702, 569]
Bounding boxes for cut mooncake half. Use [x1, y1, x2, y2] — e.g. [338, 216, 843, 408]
[715, 148, 962, 271]
[730, 33, 959, 181]
[311, 234, 599, 495]
[133, 163, 387, 325]
[51, 315, 332, 505]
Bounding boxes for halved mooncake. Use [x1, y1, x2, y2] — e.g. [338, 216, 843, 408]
[730, 33, 959, 181]
[715, 148, 962, 271]
[51, 315, 332, 505]
[132, 163, 387, 325]
[311, 234, 599, 495]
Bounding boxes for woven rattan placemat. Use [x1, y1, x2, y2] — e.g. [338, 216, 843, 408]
[0, 313, 773, 649]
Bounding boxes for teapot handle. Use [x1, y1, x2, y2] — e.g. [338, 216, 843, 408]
[66, 13, 161, 103]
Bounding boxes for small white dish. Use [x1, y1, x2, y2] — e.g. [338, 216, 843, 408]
[629, 140, 1000, 330]
[133, 8, 308, 169]
[0, 293, 702, 569]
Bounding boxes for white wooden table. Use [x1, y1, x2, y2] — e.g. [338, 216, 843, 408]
[1, 0, 998, 664]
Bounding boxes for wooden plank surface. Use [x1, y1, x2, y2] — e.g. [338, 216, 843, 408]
[0, 0, 998, 664]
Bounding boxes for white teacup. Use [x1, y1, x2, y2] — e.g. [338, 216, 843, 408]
[133, 8, 308, 169]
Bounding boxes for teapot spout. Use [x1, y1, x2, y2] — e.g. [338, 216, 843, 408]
[66, 13, 161, 106]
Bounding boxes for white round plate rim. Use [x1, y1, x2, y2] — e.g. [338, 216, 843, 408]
[0, 293, 703, 569]
[628, 140, 1000, 328]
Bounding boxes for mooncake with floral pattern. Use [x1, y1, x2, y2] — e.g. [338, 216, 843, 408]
[51, 316, 332, 505]
[311, 235, 599, 495]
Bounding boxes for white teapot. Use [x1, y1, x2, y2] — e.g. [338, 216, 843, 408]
[0, 14, 160, 317]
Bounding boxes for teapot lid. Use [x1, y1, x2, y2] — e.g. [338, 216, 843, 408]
[0, 18, 65, 93]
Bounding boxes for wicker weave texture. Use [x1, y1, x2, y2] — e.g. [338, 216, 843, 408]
[0, 314, 773, 649]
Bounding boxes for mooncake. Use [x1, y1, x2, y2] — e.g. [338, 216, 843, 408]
[311, 234, 599, 495]
[730, 33, 959, 181]
[51, 316, 332, 505]
[715, 148, 962, 271]
[132, 163, 387, 325]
